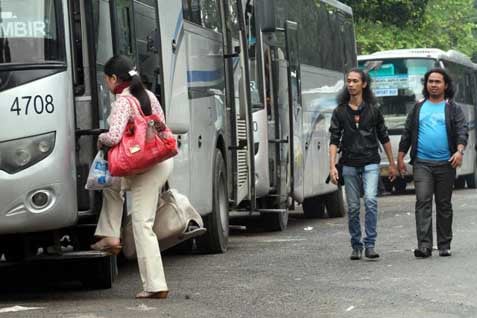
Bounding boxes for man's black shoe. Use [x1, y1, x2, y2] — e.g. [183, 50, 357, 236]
[414, 247, 431, 258]
[365, 247, 380, 259]
[350, 248, 362, 260]
[439, 249, 451, 257]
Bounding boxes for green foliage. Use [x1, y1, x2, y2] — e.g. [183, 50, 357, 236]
[339, 0, 477, 60]
[342, 0, 428, 27]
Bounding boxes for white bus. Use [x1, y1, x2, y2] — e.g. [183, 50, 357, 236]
[0, 0, 356, 287]
[254, 0, 357, 219]
[358, 49, 477, 192]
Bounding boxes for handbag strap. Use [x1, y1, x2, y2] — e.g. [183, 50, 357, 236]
[122, 95, 145, 118]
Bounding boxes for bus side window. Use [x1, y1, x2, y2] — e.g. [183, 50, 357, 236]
[114, 2, 135, 59]
[183, 0, 202, 25]
[199, 0, 222, 32]
[465, 72, 474, 105]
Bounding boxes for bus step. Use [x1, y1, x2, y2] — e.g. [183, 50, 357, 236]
[256, 209, 287, 214]
[229, 225, 247, 231]
[265, 193, 286, 198]
[231, 208, 286, 214]
[268, 139, 288, 144]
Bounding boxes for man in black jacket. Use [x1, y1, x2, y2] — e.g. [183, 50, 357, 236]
[329, 68, 398, 260]
[398, 68, 468, 258]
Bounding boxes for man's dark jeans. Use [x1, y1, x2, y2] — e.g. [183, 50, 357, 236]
[414, 160, 456, 250]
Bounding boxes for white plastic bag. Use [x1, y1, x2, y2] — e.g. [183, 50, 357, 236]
[85, 151, 118, 190]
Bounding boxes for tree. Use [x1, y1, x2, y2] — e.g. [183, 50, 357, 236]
[339, 0, 477, 60]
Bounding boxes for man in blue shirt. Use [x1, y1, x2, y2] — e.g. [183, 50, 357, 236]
[398, 68, 468, 258]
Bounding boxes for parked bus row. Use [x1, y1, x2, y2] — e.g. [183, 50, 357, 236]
[359, 49, 477, 193]
[0, 0, 356, 288]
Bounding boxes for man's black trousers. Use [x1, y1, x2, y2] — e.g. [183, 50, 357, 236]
[413, 161, 456, 250]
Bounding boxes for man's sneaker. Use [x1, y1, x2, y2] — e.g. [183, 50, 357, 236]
[365, 247, 380, 259]
[414, 247, 432, 258]
[438, 249, 451, 257]
[350, 248, 362, 260]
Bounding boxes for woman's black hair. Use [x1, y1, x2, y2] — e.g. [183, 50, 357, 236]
[337, 68, 377, 106]
[422, 68, 455, 100]
[104, 55, 152, 115]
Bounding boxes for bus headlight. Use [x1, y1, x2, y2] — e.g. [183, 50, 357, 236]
[0, 132, 56, 174]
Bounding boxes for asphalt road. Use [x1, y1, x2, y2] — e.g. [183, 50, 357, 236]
[1, 188, 477, 318]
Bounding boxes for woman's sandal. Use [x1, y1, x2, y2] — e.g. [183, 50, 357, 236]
[90, 240, 122, 256]
[135, 291, 169, 299]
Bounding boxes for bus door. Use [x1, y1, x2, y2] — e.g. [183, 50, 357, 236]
[284, 20, 304, 202]
[74, 0, 115, 217]
[155, 0, 191, 195]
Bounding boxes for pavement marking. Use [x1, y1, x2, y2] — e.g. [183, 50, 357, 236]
[346, 306, 355, 312]
[65, 314, 105, 318]
[126, 304, 156, 312]
[0, 305, 44, 313]
[262, 239, 307, 243]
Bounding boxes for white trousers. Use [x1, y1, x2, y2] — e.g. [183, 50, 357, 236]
[95, 159, 173, 292]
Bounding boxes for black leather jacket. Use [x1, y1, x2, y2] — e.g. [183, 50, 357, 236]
[329, 102, 390, 166]
[398, 100, 468, 164]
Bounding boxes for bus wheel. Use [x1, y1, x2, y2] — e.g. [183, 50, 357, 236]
[454, 176, 466, 189]
[303, 195, 325, 218]
[197, 150, 229, 254]
[325, 187, 346, 218]
[465, 163, 477, 188]
[382, 179, 394, 193]
[394, 178, 407, 193]
[263, 209, 288, 231]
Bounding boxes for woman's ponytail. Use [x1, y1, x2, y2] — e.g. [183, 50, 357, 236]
[129, 74, 152, 115]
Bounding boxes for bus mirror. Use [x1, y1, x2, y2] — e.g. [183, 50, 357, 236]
[168, 122, 189, 135]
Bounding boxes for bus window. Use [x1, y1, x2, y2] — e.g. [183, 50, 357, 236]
[183, 0, 202, 25]
[341, 11, 357, 71]
[92, 0, 114, 128]
[443, 61, 472, 105]
[199, 0, 222, 32]
[0, 0, 66, 92]
[0, 0, 64, 65]
[133, 0, 160, 93]
[114, 0, 135, 59]
[359, 58, 437, 131]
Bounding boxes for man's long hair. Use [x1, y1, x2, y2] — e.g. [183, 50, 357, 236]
[422, 68, 455, 100]
[337, 68, 377, 106]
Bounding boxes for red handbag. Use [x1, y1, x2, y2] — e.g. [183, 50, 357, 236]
[108, 96, 178, 177]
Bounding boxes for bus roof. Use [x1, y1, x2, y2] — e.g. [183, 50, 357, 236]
[358, 48, 474, 68]
[320, 0, 353, 15]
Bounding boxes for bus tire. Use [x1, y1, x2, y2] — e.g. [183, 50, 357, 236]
[197, 149, 229, 254]
[263, 209, 288, 231]
[382, 178, 393, 193]
[454, 176, 466, 189]
[325, 187, 346, 218]
[394, 178, 407, 193]
[465, 163, 477, 188]
[303, 195, 325, 218]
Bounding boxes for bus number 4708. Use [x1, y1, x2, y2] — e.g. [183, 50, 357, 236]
[10, 95, 55, 116]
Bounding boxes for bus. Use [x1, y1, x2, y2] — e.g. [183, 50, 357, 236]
[253, 0, 357, 219]
[0, 0, 356, 287]
[358, 49, 477, 192]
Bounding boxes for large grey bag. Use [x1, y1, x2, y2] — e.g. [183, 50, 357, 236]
[122, 189, 206, 259]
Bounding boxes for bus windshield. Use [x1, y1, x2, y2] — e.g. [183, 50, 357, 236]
[0, 0, 64, 65]
[359, 58, 438, 131]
